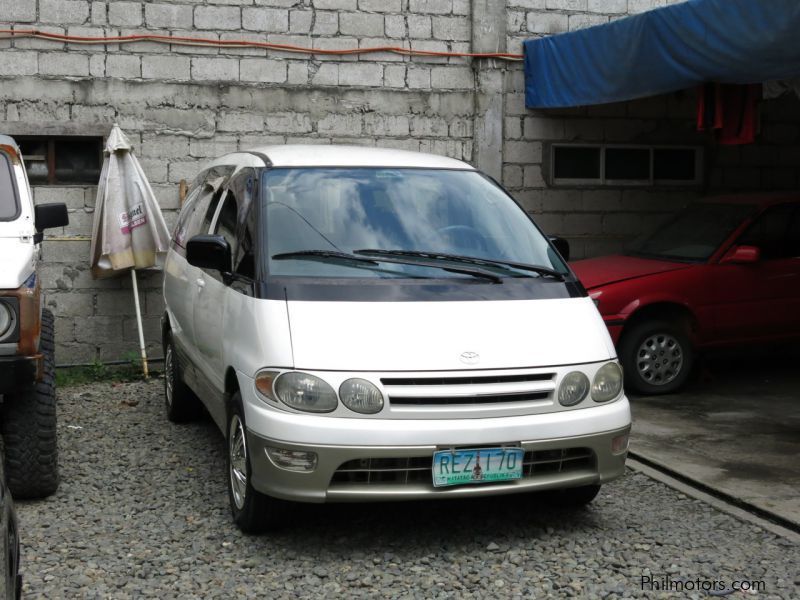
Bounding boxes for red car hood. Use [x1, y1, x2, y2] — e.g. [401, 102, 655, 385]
[571, 254, 690, 289]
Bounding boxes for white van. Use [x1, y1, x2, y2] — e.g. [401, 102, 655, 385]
[162, 145, 630, 532]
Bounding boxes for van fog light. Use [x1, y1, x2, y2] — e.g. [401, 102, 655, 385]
[339, 378, 384, 414]
[558, 371, 590, 406]
[265, 447, 318, 472]
[592, 362, 623, 402]
[611, 433, 629, 454]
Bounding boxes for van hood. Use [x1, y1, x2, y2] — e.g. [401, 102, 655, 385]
[0, 238, 35, 289]
[571, 254, 690, 290]
[286, 297, 615, 371]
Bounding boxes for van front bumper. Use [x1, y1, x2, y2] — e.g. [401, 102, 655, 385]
[243, 392, 631, 503]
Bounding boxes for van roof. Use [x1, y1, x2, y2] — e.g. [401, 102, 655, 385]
[211, 144, 476, 170]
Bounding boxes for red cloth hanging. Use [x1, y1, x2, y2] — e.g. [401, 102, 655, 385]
[696, 83, 761, 145]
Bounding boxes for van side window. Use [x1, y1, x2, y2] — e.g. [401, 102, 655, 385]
[212, 192, 239, 262]
[199, 190, 225, 236]
[173, 167, 233, 247]
[738, 205, 794, 260]
[230, 170, 257, 279]
[236, 202, 257, 279]
[172, 184, 203, 247]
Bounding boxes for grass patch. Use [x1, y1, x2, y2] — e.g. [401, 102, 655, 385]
[56, 355, 156, 387]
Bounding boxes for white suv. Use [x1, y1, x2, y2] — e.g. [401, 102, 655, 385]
[0, 135, 68, 499]
[162, 145, 631, 532]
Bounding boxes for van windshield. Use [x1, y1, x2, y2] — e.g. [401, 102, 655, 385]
[0, 152, 19, 221]
[263, 168, 567, 280]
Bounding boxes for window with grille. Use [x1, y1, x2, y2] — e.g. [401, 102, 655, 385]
[15, 136, 104, 185]
[551, 144, 702, 186]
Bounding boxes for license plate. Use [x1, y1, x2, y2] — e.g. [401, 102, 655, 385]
[432, 447, 524, 488]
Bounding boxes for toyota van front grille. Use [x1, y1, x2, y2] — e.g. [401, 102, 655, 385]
[330, 448, 595, 486]
[380, 372, 556, 407]
[331, 456, 432, 485]
[381, 373, 553, 386]
[390, 392, 550, 406]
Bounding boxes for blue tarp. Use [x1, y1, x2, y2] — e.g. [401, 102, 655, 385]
[524, 0, 800, 108]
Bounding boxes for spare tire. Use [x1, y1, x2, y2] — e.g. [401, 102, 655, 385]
[2, 308, 59, 499]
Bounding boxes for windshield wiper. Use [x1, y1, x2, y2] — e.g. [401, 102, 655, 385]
[272, 250, 503, 283]
[354, 249, 565, 281]
[273, 250, 381, 265]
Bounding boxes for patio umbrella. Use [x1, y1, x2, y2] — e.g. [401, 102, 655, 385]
[89, 124, 171, 377]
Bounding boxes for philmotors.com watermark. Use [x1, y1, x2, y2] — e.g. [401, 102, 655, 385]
[641, 574, 766, 594]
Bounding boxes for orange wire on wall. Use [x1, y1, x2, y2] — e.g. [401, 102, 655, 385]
[0, 29, 524, 61]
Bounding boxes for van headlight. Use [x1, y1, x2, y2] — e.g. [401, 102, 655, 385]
[558, 371, 590, 406]
[0, 302, 12, 340]
[274, 372, 338, 413]
[339, 378, 384, 414]
[592, 362, 623, 402]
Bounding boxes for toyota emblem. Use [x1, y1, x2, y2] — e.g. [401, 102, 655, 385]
[460, 351, 480, 365]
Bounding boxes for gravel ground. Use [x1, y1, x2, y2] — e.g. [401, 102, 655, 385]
[15, 379, 799, 599]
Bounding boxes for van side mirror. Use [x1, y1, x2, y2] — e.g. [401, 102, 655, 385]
[720, 245, 760, 265]
[187, 234, 232, 273]
[548, 236, 570, 261]
[32, 203, 69, 244]
[34, 203, 69, 231]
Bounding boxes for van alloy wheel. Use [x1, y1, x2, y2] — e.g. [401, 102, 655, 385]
[226, 393, 285, 533]
[228, 414, 248, 511]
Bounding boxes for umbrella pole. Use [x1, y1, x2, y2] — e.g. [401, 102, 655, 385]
[130, 269, 150, 379]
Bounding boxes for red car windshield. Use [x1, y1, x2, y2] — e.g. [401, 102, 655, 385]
[628, 202, 755, 262]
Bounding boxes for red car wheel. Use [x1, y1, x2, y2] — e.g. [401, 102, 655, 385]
[620, 319, 694, 395]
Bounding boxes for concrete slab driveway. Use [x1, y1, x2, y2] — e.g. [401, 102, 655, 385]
[629, 346, 800, 528]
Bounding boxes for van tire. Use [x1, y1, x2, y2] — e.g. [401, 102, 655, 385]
[227, 392, 286, 534]
[164, 334, 201, 423]
[2, 308, 59, 499]
[620, 319, 693, 395]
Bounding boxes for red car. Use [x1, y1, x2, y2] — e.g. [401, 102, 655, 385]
[571, 195, 800, 394]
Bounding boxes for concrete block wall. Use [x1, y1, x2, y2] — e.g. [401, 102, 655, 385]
[1, 0, 480, 363]
[1, 0, 799, 363]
